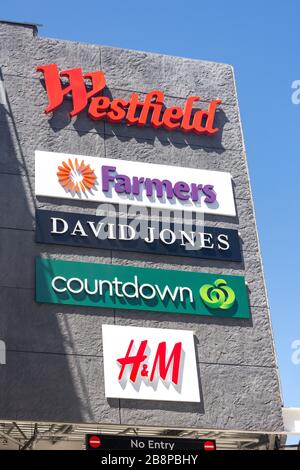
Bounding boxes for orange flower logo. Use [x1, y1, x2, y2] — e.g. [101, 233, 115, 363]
[57, 158, 97, 193]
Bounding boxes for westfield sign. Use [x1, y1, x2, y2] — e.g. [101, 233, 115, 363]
[36, 64, 222, 135]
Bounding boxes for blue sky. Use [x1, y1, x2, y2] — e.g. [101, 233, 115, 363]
[2, 1, 300, 442]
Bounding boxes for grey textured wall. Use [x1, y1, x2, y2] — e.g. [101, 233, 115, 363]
[0, 21, 283, 431]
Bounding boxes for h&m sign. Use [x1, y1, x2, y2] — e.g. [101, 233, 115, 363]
[102, 325, 200, 402]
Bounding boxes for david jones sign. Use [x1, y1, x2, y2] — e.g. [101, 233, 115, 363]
[35, 151, 236, 216]
[102, 325, 200, 402]
[35, 209, 242, 262]
[37, 63, 221, 136]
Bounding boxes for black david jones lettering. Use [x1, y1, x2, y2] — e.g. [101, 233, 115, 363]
[35, 209, 242, 262]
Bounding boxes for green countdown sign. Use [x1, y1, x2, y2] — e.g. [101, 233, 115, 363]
[35, 257, 250, 319]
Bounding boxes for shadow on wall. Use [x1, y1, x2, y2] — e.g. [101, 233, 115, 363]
[0, 66, 90, 423]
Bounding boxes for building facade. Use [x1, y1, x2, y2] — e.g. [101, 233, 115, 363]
[0, 20, 284, 449]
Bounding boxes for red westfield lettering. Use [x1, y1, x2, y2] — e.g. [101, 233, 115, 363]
[117, 339, 182, 385]
[36, 64, 106, 117]
[36, 64, 221, 135]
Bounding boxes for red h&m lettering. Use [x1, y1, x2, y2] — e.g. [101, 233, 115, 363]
[36, 64, 106, 117]
[117, 340, 182, 385]
[150, 341, 182, 385]
[117, 339, 148, 382]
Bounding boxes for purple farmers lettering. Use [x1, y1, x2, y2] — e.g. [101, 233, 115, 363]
[190, 183, 203, 202]
[115, 175, 131, 194]
[203, 184, 217, 203]
[102, 166, 116, 192]
[144, 178, 173, 199]
[132, 176, 145, 195]
[173, 181, 190, 200]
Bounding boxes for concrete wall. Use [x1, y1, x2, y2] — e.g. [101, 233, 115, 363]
[0, 21, 284, 431]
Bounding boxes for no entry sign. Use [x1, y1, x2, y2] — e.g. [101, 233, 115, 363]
[85, 434, 216, 451]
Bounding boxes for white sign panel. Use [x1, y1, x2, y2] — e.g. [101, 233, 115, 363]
[35, 150, 236, 216]
[102, 325, 200, 403]
[282, 408, 300, 433]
